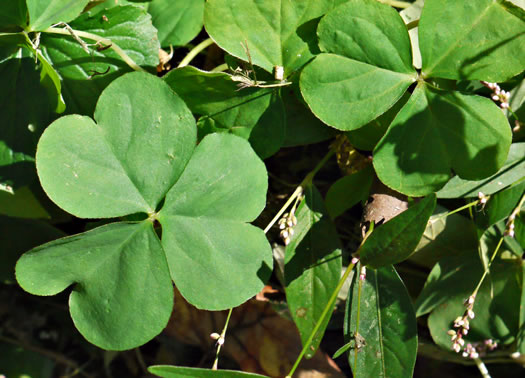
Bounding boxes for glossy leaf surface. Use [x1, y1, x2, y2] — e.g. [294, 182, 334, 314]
[374, 84, 512, 196]
[204, 0, 346, 75]
[36, 72, 196, 218]
[346, 265, 417, 378]
[360, 194, 436, 268]
[437, 143, 525, 198]
[163, 66, 285, 158]
[41, 5, 159, 114]
[16, 222, 174, 350]
[148, 0, 205, 47]
[149, 365, 269, 377]
[27, 0, 90, 31]
[419, 0, 525, 81]
[158, 133, 272, 310]
[284, 185, 342, 357]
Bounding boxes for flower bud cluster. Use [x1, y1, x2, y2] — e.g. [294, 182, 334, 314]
[460, 339, 498, 359]
[481, 81, 510, 109]
[279, 212, 297, 245]
[504, 203, 521, 238]
[448, 294, 476, 353]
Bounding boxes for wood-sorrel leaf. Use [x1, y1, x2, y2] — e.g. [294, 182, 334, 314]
[148, 0, 204, 47]
[437, 143, 525, 198]
[36, 72, 196, 218]
[163, 66, 285, 158]
[284, 185, 342, 357]
[300, 0, 417, 131]
[360, 194, 436, 269]
[158, 133, 272, 310]
[345, 265, 417, 378]
[373, 83, 512, 196]
[40, 5, 159, 115]
[419, 0, 525, 82]
[27, 0, 90, 31]
[426, 253, 521, 350]
[204, 0, 347, 76]
[16, 221, 174, 350]
[149, 365, 269, 378]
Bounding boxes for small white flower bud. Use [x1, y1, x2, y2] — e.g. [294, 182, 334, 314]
[447, 330, 457, 336]
[468, 309, 475, 319]
[210, 332, 220, 340]
[280, 229, 289, 239]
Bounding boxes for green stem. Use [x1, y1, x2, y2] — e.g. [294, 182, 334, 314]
[212, 307, 234, 370]
[43, 27, 146, 72]
[377, 0, 412, 8]
[353, 266, 364, 375]
[178, 38, 214, 68]
[211, 63, 229, 72]
[472, 237, 504, 297]
[431, 200, 479, 222]
[263, 148, 335, 234]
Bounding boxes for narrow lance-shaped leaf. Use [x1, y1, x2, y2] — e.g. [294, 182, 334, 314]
[36, 72, 196, 218]
[300, 0, 417, 131]
[149, 366, 269, 378]
[419, 0, 525, 82]
[284, 184, 342, 357]
[158, 133, 273, 310]
[16, 222, 174, 351]
[373, 83, 512, 196]
[360, 194, 436, 269]
[345, 265, 417, 378]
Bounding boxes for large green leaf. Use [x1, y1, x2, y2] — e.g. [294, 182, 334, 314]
[300, 0, 417, 131]
[148, 0, 204, 47]
[204, 0, 347, 76]
[345, 265, 417, 378]
[36, 72, 196, 218]
[284, 185, 342, 357]
[158, 133, 273, 310]
[0, 216, 64, 284]
[27, 0, 90, 31]
[149, 366, 269, 378]
[0, 57, 52, 191]
[163, 66, 285, 158]
[373, 83, 512, 196]
[16, 221, 174, 351]
[437, 143, 525, 198]
[427, 254, 521, 349]
[40, 5, 159, 114]
[325, 165, 373, 219]
[475, 180, 525, 230]
[359, 194, 436, 269]
[0, 0, 28, 31]
[419, 0, 525, 81]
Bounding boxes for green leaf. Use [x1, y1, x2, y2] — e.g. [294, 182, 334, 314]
[325, 165, 373, 219]
[519, 262, 525, 354]
[346, 91, 410, 151]
[300, 54, 415, 131]
[204, 0, 347, 76]
[284, 185, 342, 357]
[16, 221, 174, 350]
[346, 265, 417, 378]
[281, 82, 337, 147]
[0, 215, 64, 284]
[317, 0, 414, 74]
[148, 0, 204, 47]
[27, 0, 90, 31]
[149, 365, 269, 378]
[0, 343, 54, 378]
[373, 83, 512, 196]
[419, 0, 525, 81]
[360, 194, 436, 269]
[163, 66, 285, 158]
[0, 0, 28, 30]
[475, 180, 525, 230]
[0, 57, 52, 190]
[0, 186, 50, 219]
[427, 254, 521, 349]
[36, 72, 196, 218]
[158, 133, 273, 310]
[410, 205, 478, 268]
[437, 143, 525, 198]
[40, 5, 159, 115]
